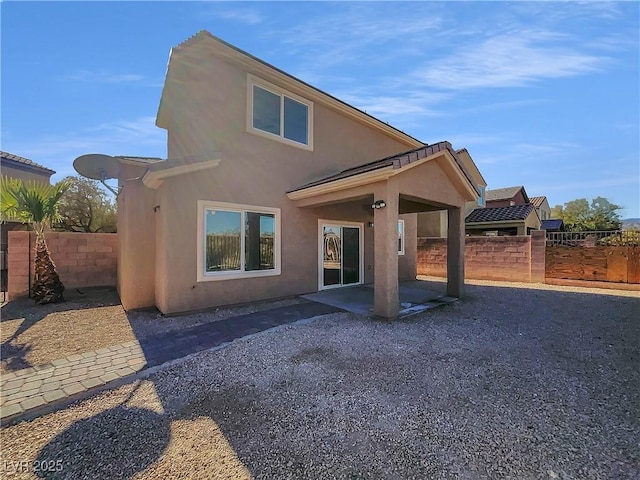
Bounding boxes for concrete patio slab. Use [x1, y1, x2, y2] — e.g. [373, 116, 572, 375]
[301, 281, 455, 317]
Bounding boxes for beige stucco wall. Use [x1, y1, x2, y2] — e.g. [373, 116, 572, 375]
[120, 39, 470, 313]
[1, 164, 53, 184]
[117, 164, 157, 310]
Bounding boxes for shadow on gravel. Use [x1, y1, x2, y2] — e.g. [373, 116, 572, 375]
[35, 406, 170, 480]
[24, 282, 640, 479]
[0, 287, 122, 372]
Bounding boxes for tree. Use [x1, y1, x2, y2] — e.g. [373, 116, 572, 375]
[551, 196, 622, 232]
[1, 177, 72, 304]
[55, 176, 117, 233]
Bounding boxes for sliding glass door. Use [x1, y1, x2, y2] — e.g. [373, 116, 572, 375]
[321, 223, 362, 289]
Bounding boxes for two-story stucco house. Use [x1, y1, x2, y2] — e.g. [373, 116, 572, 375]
[75, 31, 481, 318]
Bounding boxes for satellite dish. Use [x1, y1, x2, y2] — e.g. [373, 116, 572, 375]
[73, 154, 121, 181]
[73, 154, 121, 195]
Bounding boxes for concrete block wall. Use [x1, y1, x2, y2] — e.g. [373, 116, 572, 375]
[7, 231, 117, 299]
[418, 233, 547, 283]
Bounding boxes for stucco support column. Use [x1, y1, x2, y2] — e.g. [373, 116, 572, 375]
[447, 206, 465, 297]
[373, 183, 399, 318]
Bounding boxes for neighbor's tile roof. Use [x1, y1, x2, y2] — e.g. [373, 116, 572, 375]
[485, 186, 524, 202]
[541, 219, 564, 230]
[530, 196, 547, 208]
[289, 141, 477, 194]
[0, 151, 56, 174]
[466, 204, 535, 223]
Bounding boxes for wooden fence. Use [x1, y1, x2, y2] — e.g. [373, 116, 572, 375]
[545, 245, 640, 283]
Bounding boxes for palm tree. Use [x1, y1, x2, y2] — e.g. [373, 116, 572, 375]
[1, 177, 72, 304]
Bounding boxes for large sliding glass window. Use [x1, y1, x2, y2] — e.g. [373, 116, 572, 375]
[199, 202, 280, 281]
[245, 212, 275, 271]
[205, 210, 242, 272]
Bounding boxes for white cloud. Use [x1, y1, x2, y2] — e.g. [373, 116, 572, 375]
[3, 117, 166, 180]
[336, 91, 449, 122]
[63, 70, 148, 84]
[197, 5, 263, 25]
[216, 8, 263, 25]
[414, 30, 607, 90]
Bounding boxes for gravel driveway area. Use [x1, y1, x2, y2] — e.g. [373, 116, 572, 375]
[1, 281, 638, 479]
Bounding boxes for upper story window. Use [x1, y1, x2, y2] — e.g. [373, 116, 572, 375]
[248, 75, 313, 150]
[478, 185, 486, 207]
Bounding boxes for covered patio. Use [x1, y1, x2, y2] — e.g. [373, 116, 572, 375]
[287, 141, 479, 318]
[302, 279, 457, 317]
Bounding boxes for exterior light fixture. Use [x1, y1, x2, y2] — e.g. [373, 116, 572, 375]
[371, 200, 386, 209]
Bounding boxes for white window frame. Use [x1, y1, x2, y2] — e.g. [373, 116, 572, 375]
[398, 219, 405, 255]
[247, 74, 314, 151]
[318, 220, 364, 291]
[197, 200, 281, 282]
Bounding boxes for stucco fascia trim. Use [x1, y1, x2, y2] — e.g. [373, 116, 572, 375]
[288, 149, 478, 202]
[287, 168, 394, 200]
[142, 158, 221, 189]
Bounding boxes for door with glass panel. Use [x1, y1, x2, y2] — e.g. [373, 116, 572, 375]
[321, 223, 362, 289]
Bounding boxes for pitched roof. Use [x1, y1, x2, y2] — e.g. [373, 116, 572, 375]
[485, 186, 525, 202]
[541, 219, 564, 231]
[158, 31, 423, 147]
[288, 141, 477, 194]
[530, 196, 547, 207]
[466, 204, 535, 223]
[0, 151, 56, 174]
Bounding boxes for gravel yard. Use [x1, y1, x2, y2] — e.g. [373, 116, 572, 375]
[0, 287, 302, 374]
[1, 281, 638, 479]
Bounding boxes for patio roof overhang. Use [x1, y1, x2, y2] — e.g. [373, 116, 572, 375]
[286, 141, 479, 205]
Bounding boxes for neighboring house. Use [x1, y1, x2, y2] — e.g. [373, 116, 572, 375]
[485, 185, 529, 207]
[465, 185, 542, 236]
[0, 151, 55, 279]
[530, 196, 551, 221]
[1, 151, 56, 184]
[465, 204, 540, 236]
[417, 147, 487, 238]
[74, 31, 480, 318]
[540, 219, 564, 232]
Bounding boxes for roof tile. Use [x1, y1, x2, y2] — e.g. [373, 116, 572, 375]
[466, 204, 535, 223]
[530, 196, 546, 207]
[485, 186, 523, 202]
[0, 151, 55, 174]
[288, 141, 476, 194]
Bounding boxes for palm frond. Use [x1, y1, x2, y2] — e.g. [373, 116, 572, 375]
[1, 176, 21, 219]
[0, 177, 72, 225]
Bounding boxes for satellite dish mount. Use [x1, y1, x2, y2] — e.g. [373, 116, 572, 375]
[72, 154, 121, 195]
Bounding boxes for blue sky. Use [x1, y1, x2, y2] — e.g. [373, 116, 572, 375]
[2, 1, 639, 217]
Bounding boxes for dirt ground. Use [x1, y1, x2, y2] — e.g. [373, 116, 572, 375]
[0, 287, 302, 374]
[1, 280, 638, 479]
[0, 288, 135, 374]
